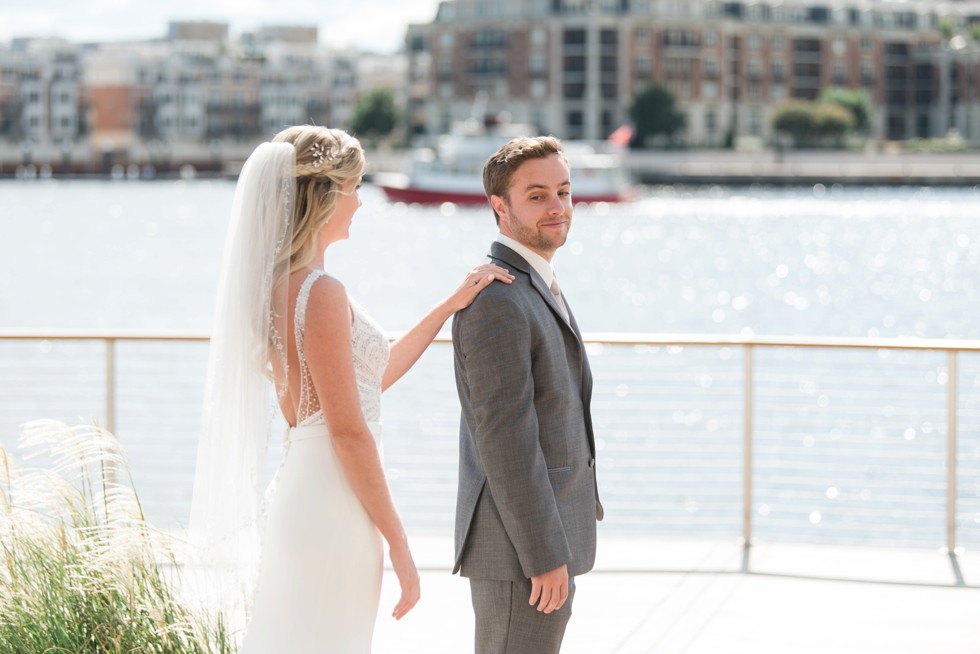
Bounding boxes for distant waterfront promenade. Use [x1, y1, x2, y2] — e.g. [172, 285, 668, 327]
[361, 147, 980, 188]
[6, 144, 980, 187]
[622, 148, 980, 186]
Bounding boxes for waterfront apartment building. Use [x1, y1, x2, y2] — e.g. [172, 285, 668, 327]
[404, 0, 980, 145]
[0, 22, 399, 172]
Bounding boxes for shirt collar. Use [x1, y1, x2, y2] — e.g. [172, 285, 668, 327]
[496, 233, 555, 287]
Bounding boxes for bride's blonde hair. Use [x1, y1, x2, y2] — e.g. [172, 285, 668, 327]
[272, 125, 365, 277]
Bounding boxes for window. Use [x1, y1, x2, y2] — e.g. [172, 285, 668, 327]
[635, 55, 651, 78]
[473, 30, 507, 48]
[439, 58, 453, 79]
[564, 29, 586, 46]
[704, 58, 719, 79]
[565, 55, 586, 72]
[530, 52, 547, 74]
[862, 62, 874, 85]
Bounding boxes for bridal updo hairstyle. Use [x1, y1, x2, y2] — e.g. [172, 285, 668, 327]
[272, 125, 365, 274]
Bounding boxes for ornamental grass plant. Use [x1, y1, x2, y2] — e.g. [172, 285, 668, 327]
[0, 420, 231, 654]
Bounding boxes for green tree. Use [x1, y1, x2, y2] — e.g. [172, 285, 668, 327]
[772, 100, 855, 148]
[938, 18, 956, 41]
[813, 102, 855, 144]
[349, 88, 398, 140]
[772, 101, 817, 146]
[819, 87, 871, 132]
[629, 85, 686, 148]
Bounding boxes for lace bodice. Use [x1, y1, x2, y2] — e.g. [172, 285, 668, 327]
[294, 270, 390, 427]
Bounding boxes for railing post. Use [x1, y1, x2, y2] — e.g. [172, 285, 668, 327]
[105, 338, 116, 435]
[743, 344, 754, 546]
[946, 350, 958, 553]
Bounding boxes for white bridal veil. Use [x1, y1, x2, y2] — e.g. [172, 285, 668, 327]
[188, 141, 296, 634]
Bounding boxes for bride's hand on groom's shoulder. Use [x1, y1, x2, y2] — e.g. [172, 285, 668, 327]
[447, 263, 514, 312]
[389, 540, 421, 620]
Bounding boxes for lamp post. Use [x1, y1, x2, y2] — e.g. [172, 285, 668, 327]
[60, 138, 73, 176]
[20, 139, 35, 178]
[20, 138, 33, 165]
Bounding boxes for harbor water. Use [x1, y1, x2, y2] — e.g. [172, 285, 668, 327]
[1, 179, 979, 550]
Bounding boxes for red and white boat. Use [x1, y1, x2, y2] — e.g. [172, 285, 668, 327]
[374, 118, 634, 205]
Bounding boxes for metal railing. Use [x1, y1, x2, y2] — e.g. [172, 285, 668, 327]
[2, 329, 979, 552]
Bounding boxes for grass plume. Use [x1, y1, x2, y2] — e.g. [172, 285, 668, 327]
[0, 420, 231, 654]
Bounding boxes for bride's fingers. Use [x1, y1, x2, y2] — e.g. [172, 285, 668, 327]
[470, 265, 513, 281]
[392, 585, 421, 620]
[467, 271, 511, 288]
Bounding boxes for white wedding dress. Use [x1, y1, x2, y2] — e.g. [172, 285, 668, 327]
[240, 270, 390, 653]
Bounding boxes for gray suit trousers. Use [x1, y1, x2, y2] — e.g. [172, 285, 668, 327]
[469, 577, 576, 654]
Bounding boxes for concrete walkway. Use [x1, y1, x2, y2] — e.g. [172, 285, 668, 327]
[374, 536, 980, 653]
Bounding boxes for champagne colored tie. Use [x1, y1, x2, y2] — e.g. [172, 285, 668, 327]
[550, 278, 569, 321]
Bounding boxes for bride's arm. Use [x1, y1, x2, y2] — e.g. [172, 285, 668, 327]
[381, 263, 513, 392]
[304, 275, 419, 620]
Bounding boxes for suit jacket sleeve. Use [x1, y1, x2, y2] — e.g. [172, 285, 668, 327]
[455, 291, 572, 578]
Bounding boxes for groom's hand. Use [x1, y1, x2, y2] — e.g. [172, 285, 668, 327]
[529, 564, 569, 614]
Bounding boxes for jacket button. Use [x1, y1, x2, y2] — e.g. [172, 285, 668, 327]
[588, 458, 595, 468]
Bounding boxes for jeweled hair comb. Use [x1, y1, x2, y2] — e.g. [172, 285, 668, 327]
[309, 142, 333, 168]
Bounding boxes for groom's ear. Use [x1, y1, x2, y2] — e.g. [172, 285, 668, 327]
[490, 194, 507, 222]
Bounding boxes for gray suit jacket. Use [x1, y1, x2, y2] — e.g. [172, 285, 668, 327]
[452, 241, 603, 581]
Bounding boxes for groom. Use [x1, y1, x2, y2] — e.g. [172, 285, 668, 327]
[452, 135, 603, 654]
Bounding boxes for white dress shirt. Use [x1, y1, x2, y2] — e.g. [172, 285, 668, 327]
[495, 233, 557, 289]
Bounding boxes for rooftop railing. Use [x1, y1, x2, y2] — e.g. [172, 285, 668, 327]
[1, 330, 978, 553]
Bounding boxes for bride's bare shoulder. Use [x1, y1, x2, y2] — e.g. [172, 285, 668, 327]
[304, 273, 350, 322]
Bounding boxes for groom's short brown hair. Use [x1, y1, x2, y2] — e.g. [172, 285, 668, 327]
[483, 136, 566, 225]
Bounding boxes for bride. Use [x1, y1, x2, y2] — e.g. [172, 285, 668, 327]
[188, 125, 512, 652]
